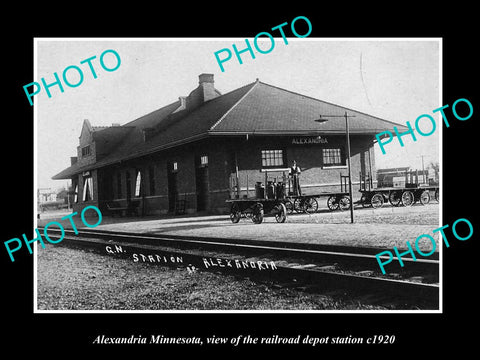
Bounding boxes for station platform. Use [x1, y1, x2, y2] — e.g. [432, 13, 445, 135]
[37, 203, 440, 251]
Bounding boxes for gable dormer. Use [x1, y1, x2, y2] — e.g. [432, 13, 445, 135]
[76, 119, 97, 166]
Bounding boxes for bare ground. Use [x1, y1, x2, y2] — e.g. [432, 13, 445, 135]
[38, 203, 440, 251]
[36, 245, 389, 311]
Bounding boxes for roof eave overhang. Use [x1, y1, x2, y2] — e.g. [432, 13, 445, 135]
[207, 130, 392, 136]
[51, 133, 210, 180]
[52, 126, 402, 180]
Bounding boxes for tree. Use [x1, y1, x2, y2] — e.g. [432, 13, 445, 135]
[429, 161, 439, 184]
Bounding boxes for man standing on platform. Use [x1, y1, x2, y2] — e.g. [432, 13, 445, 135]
[290, 160, 302, 196]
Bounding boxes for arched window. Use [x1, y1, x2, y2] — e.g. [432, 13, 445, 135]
[135, 169, 142, 197]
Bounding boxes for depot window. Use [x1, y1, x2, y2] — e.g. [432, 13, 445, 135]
[261, 149, 284, 168]
[82, 176, 93, 201]
[322, 148, 345, 167]
[72, 180, 78, 203]
[135, 169, 142, 197]
[81, 145, 91, 157]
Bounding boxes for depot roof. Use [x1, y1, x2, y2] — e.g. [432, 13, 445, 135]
[52, 79, 406, 180]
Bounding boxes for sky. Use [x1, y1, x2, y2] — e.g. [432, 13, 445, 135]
[35, 38, 441, 190]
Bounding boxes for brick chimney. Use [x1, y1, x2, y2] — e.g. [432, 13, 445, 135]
[185, 74, 219, 110]
[198, 73, 217, 102]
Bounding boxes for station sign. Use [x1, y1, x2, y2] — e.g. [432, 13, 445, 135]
[291, 136, 328, 145]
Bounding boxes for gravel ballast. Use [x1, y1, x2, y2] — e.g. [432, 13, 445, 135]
[36, 244, 389, 311]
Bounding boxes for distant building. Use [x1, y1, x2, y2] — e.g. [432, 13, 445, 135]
[53, 74, 407, 215]
[377, 167, 430, 188]
[37, 188, 57, 203]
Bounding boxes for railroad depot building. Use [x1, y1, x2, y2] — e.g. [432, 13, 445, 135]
[52, 73, 406, 215]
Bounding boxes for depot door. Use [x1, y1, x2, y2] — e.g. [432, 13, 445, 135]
[126, 170, 132, 201]
[167, 162, 178, 212]
[99, 170, 114, 202]
[195, 155, 209, 211]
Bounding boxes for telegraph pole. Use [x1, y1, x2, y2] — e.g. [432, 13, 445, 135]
[315, 111, 356, 223]
[419, 155, 426, 184]
[344, 111, 354, 224]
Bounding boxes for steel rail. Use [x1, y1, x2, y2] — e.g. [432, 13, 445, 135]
[40, 228, 440, 308]
[39, 227, 439, 265]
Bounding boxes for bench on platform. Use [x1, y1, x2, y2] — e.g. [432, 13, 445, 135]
[174, 194, 187, 215]
[106, 200, 140, 217]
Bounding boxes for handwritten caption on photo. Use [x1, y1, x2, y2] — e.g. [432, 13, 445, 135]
[105, 244, 278, 272]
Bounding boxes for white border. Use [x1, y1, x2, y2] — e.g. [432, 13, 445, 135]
[33, 38, 39, 312]
[34, 37, 443, 314]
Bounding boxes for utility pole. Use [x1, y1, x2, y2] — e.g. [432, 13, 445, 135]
[316, 112, 356, 223]
[344, 111, 354, 224]
[419, 155, 426, 184]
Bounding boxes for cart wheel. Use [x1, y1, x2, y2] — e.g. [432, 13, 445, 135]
[339, 195, 351, 211]
[360, 193, 371, 208]
[251, 203, 264, 224]
[293, 198, 304, 213]
[388, 191, 402, 207]
[435, 189, 439, 202]
[285, 199, 294, 214]
[230, 203, 241, 223]
[371, 193, 384, 208]
[401, 191, 414, 207]
[304, 197, 318, 213]
[419, 190, 430, 205]
[275, 203, 287, 223]
[327, 195, 340, 211]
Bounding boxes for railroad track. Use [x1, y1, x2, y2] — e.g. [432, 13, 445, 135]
[39, 227, 440, 309]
